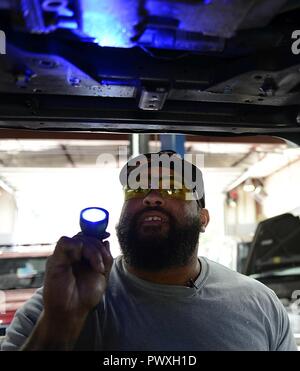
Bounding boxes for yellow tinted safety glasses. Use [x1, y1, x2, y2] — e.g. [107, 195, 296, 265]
[124, 186, 193, 201]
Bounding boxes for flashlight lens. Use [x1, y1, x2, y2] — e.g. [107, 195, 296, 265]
[82, 208, 107, 223]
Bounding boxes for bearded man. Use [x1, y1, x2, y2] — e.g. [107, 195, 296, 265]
[1, 151, 297, 351]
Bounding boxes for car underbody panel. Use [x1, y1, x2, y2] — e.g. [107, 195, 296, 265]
[0, 1, 300, 144]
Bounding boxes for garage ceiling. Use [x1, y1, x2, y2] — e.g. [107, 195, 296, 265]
[0, 138, 298, 196]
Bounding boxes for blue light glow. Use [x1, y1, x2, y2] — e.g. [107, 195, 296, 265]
[78, 0, 219, 51]
[81, 0, 137, 48]
[82, 208, 107, 223]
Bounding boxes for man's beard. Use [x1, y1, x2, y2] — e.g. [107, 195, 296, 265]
[116, 207, 201, 272]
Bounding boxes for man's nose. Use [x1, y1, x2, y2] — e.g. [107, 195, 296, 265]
[143, 190, 165, 207]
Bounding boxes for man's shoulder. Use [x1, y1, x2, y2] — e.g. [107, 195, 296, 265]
[203, 257, 275, 298]
[202, 258, 297, 351]
[202, 257, 288, 324]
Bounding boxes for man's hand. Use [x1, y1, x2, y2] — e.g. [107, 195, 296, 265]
[22, 234, 113, 350]
[44, 234, 112, 319]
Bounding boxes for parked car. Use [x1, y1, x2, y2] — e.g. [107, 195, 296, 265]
[239, 213, 300, 347]
[0, 246, 53, 336]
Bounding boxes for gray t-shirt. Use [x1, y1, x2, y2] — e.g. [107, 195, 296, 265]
[1, 256, 297, 351]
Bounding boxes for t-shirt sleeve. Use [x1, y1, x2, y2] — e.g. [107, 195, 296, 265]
[1, 288, 44, 351]
[268, 290, 298, 351]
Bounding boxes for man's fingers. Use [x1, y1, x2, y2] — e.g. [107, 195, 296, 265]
[82, 244, 105, 274]
[101, 241, 113, 273]
[53, 236, 84, 265]
[72, 234, 112, 274]
[52, 235, 113, 275]
[81, 237, 113, 275]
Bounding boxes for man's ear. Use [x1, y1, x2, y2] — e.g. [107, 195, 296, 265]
[200, 208, 210, 232]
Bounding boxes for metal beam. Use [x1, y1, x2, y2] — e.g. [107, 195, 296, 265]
[160, 134, 185, 157]
[0, 129, 287, 144]
[0, 93, 299, 131]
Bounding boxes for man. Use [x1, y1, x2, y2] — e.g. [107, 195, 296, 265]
[1, 150, 297, 351]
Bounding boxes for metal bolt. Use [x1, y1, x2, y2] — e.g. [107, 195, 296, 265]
[224, 85, 232, 94]
[296, 113, 300, 124]
[259, 77, 278, 97]
[38, 59, 57, 69]
[69, 77, 81, 87]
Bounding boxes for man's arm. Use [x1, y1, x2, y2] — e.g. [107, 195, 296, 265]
[3, 234, 113, 351]
[1, 288, 43, 351]
[21, 310, 88, 351]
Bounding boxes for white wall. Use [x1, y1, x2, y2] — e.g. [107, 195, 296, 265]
[198, 169, 238, 269]
[263, 159, 300, 217]
[224, 187, 257, 239]
[12, 168, 124, 258]
[0, 186, 17, 244]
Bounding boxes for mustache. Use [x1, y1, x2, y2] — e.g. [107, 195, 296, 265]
[132, 206, 173, 225]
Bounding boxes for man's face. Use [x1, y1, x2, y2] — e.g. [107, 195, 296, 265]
[116, 168, 201, 271]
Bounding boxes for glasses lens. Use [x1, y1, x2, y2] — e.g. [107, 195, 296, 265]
[160, 188, 188, 200]
[124, 186, 193, 201]
[124, 188, 149, 200]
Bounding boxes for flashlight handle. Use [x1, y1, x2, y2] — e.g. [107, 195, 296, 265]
[83, 231, 110, 240]
[100, 231, 110, 240]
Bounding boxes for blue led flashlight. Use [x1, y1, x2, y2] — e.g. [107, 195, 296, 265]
[80, 207, 109, 239]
